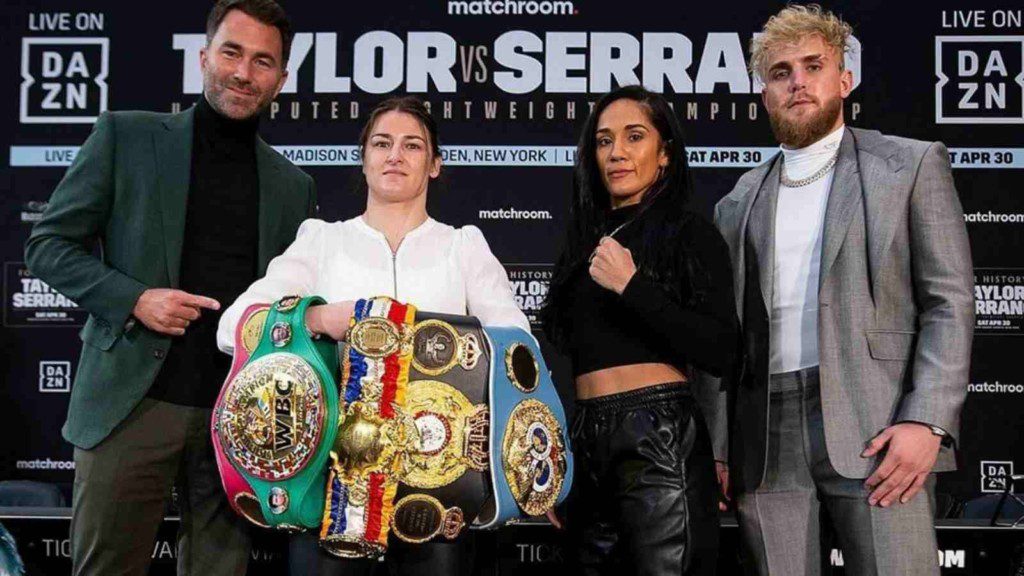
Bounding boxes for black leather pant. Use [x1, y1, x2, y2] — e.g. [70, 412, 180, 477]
[568, 383, 719, 576]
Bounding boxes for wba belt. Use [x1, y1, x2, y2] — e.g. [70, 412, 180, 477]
[212, 296, 340, 531]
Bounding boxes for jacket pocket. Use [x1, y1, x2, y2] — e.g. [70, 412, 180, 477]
[79, 316, 117, 351]
[865, 330, 915, 361]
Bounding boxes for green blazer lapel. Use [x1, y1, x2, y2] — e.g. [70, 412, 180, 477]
[256, 137, 283, 276]
[154, 107, 194, 287]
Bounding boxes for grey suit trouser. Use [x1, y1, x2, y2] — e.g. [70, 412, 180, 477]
[71, 398, 251, 576]
[736, 367, 939, 576]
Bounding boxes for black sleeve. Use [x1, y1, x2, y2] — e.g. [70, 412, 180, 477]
[619, 216, 739, 377]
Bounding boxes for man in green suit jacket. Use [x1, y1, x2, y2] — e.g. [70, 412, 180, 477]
[24, 1, 313, 574]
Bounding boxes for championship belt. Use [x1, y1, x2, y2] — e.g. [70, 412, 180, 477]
[476, 327, 573, 528]
[211, 303, 270, 526]
[319, 297, 572, 558]
[320, 296, 419, 558]
[213, 296, 340, 531]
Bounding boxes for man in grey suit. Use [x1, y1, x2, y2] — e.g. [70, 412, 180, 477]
[713, 5, 974, 575]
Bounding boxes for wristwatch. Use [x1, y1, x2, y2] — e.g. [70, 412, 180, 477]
[928, 425, 953, 447]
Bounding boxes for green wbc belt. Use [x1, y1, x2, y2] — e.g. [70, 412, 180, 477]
[215, 295, 340, 531]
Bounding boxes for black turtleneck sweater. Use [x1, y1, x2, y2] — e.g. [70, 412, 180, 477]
[147, 96, 261, 406]
[566, 203, 738, 378]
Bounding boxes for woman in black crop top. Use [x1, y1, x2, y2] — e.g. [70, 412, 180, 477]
[542, 85, 738, 575]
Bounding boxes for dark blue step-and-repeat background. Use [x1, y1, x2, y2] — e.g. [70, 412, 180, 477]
[1, 1, 1022, 573]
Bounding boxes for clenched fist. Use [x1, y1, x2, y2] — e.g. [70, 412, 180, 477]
[589, 236, 637, 295]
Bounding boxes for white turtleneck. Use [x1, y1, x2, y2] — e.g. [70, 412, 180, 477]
[770, 124, 844, 375]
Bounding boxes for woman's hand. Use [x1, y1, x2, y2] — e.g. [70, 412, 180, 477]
[589, 236, 637, 295]
[304, 301, 356, 340]
[545, 509, 564, 530]
[715, 461, 731, 512]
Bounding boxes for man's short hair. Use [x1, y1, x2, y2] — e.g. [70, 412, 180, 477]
[205, 0, 294, 66]
[750, 4, 852, 82]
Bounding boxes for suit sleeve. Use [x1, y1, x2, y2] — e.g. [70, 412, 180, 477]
[217, 218, 326, 354]
[896, 141, 974, 445]
[306, 174, 318, 218]
[460, 226, 531, 331]
[24, 112, 148, 337]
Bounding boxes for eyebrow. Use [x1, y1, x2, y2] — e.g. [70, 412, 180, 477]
[220, 40, 278, 64]
[370, 133, 427, 141]
[596, 124, 650, 133]
[768, 53, 826, 72]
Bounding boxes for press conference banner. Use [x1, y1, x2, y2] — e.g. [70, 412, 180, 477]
[2, 0, 1022, 557]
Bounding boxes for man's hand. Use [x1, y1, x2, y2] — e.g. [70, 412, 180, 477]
[305, 301, 356, 340]
[715, 461, 731, 512]
[862, 422, 942, 507]
[132, 288, 220, 336]
[589, 236, 636, 295]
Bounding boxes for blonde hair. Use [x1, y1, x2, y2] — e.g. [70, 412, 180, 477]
[750, 4, 852, 82]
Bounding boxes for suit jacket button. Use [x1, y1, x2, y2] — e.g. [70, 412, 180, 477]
[153, 349, 166, 359]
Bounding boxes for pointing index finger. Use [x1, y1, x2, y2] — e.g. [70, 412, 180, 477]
[184, 293, 221, 311]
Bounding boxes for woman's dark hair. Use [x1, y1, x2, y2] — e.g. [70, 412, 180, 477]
[354, 96, 444, 197]
[541, 85, 705, 351]
[358, 96, 442, 160]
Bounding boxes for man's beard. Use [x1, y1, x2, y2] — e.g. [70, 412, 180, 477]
[768, 95, 842, 149]
[203, 70, 270, 120]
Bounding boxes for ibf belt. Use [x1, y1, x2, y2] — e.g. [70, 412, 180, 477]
[320, 296, 417, 558]
[213, 295, 340, 531]
[477, 327, 573, 528]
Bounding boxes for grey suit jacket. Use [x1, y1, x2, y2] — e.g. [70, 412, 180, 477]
[712, 127, 974, 489]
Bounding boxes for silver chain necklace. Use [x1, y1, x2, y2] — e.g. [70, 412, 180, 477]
[780, 151, 838, 188]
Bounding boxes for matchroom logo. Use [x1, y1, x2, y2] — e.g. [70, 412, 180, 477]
[20, 37, 109, 124]
[935, 36, 1024, 124]
[447, 0, 576, 16]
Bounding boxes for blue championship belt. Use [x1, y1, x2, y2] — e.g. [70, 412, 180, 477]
[477, 327, 573, 528]
[213, 296, 341, 531]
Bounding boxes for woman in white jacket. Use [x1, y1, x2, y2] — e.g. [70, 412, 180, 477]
[217, 96, 528, 576]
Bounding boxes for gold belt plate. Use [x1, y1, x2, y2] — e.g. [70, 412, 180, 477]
[411, 320, 481, 376]
[348, 317, 404, 358]
[400, 380, 489, 489]
[240, 308, 269, 354]
[219, 353, 326, 481]
[390, 494, 465, 543]
[501, 399, 567, 517]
